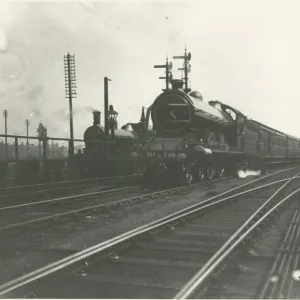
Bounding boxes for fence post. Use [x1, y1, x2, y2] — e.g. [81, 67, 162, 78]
[42, 138, 47, 160]
[14, 137, 19, 161]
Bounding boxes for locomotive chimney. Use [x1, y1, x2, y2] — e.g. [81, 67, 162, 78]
[93, 110, 101, 126]
[171, 79, 184, 90]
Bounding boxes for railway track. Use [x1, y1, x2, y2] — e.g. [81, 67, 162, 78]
[175, 181, 300, 299]
[0, 162, 294, 207]
[0, 173, 231, 285]
[0, 174, 142, 206]
[0, 167, 293, 232]
[0, 185, 144, 230]
[189, 202, 300, 299]
[1, 166, 300, 298]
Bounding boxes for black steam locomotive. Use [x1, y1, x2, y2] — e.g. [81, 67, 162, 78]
[142, 50, 300, 184]
[74, 108, 151, 178]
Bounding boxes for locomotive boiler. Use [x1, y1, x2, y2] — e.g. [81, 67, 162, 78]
[142, 49, 300, 185]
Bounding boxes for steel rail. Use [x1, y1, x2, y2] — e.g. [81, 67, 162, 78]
[174, 173, 300, 299]
[0, 185, 141, 212]
[0, 185, 161, 231]
[2, 163, 292, 193]
[0, 168, 298, 296]
[175, 188, 300, 299]
[0, 174, 234, 230]
[1, 179, 218, 231]
[0, 174, 142, 193]
[0, 168, 294, 229]
[257, 209, 300, 299]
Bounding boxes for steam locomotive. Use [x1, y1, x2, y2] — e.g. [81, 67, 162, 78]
[141, 50, 300, 184]
[75, 109, 147, 177]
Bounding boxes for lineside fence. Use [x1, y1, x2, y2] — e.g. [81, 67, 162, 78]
[0, 134, 142, 187]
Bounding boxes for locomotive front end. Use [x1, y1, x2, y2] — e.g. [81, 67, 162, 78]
[143, 135, 212, 185]
[142, 79, 216, 185]
[151, 80, 193, 137]
[143, 137, 186, 184]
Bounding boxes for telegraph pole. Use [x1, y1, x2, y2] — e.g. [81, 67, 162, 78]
[3, 110, 7, 161]
[64, 52, 77, 157]
[173, 47, 192, 93]
[154, 56, 173, 91]
[104, 77, 111, 139]
[25, 119, 30, 157]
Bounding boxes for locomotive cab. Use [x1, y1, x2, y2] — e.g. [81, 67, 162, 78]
[209, 101, 247, 149]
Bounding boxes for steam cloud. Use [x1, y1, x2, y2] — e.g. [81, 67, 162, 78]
[238, 169, 261, 178]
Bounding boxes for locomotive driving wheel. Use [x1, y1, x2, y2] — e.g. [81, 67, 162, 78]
[217, 164, 226, 178]
[191, 165, 205, 183]
[197, 168, 205, 182]
[206, 165, 216, 180]
[183, 163, 194, 184]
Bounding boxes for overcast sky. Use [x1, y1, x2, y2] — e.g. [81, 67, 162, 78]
[0, 0, 300, 139]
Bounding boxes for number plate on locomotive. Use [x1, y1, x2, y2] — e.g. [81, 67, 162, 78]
[146, 152, 176, 159]
[146, 152, 156, 158]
